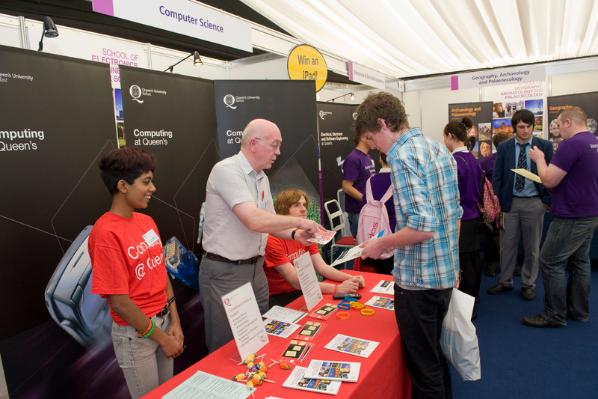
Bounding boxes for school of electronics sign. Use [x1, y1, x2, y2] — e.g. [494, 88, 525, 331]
[119, 66, 218, 251]
[92, 0, 252, 52]
[214, 80, 319, 202]
[0, 45, 123, 397]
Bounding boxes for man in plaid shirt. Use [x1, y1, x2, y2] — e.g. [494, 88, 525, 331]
[358, 92, 462, 399]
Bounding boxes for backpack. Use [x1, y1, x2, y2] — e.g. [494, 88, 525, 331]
[479, 176, 501, 226]
[357, 178, 394, 259]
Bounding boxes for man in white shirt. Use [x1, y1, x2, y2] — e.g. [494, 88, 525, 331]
[200, 118, 320, 351]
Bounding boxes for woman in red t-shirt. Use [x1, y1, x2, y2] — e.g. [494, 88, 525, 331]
[264, 188, 365, 307]
[89, 147, 183, 398]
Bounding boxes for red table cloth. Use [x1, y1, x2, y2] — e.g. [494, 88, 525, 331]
[143, 271, 411, 399]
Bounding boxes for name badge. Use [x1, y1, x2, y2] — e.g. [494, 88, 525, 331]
[143, 229, 160, 247]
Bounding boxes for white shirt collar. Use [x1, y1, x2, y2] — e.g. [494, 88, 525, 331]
[451, 146, 468, 154]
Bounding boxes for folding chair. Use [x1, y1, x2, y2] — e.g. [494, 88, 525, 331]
[336, 189, 352, 237]
[324, 199, 356, 265]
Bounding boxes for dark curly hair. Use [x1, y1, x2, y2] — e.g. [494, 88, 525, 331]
[99, 147, 155, 194]
[511, 109, 535, 129]
[354, 92, 408, 135]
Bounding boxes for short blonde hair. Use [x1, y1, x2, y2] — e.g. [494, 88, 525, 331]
[274, 188, 309, 215]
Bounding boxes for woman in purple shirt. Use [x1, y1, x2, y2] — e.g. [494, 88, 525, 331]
[444, 120, 483, 318]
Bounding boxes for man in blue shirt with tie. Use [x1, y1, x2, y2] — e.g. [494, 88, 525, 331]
[488, 109, 553, 300]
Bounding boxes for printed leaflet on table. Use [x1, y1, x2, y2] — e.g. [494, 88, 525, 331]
[365, 295, 395, 310]
[282, 366, 342, 395]
[370, 279, 395, 295]
[304, 359, 361, 382]
[263, 318, 301, 338]
[324, 334, 379, 358]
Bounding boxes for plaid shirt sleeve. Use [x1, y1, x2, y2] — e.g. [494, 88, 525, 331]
[392, 155, 439, 232]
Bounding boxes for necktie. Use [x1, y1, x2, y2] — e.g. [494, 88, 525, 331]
[515, 143, 527, 192]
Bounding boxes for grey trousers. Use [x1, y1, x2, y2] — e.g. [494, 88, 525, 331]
[111, 314, 172, 399]
[199, 256, 269, 352]
[499, 197, 545, 288]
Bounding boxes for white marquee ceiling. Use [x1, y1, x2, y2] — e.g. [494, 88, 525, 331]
[241, 0, 598, 78]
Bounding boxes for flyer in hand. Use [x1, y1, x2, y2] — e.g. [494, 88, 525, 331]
[282, 366, 342, 395]
[304, 359, 361, 382]
[324, 334, 379, 358]
[306, 228, 336, 245]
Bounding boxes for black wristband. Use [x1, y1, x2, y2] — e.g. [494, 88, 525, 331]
[291, 229, 298, 240]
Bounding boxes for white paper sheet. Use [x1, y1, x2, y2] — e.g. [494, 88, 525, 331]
[222, 282, 269, 361]
[294, 252, 323, 311]
[262, 305, 307, 324]
[330, 245, 362, 267]
[370, 279, 395, 295]
[164, 371, 252, 399]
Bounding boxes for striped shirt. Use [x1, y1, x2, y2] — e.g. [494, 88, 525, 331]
[387, 128, 462, 289]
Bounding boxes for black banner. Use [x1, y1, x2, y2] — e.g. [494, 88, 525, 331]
[317, 102, 358, 205]
[119, 67, 218, 250]
[214, 80, 319, 220]
[448, 102, 494, 158]
[0, 46, 120, 397]
[119, 66, 219, 374]
[547, 91, 598, 151]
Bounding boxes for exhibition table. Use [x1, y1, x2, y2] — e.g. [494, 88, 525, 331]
[143, 271, 411, 399]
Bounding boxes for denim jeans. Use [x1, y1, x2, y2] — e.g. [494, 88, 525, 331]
[540, 216, 598, 325]
[394, 285, 453, 399]
[347, 212, 359, 237]
[111, 313, 173, 399]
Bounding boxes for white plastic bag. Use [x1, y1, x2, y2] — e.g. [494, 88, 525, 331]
[440, 288, 481, 381]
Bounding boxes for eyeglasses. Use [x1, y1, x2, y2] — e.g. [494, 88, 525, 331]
[255, 137, 282, 150]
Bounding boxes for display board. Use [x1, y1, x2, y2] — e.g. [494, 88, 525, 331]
[214, 80, 320, 220]
[546, 91, 598, 151]
[317, 102, 359, 206]
[448, 102, 493, 158]
[119, 66, 217, 250]
[0, 45, 123, 397]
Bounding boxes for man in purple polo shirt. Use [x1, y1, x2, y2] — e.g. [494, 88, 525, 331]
[523, 107, 598, 328]
[342, 131, 375, 236]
